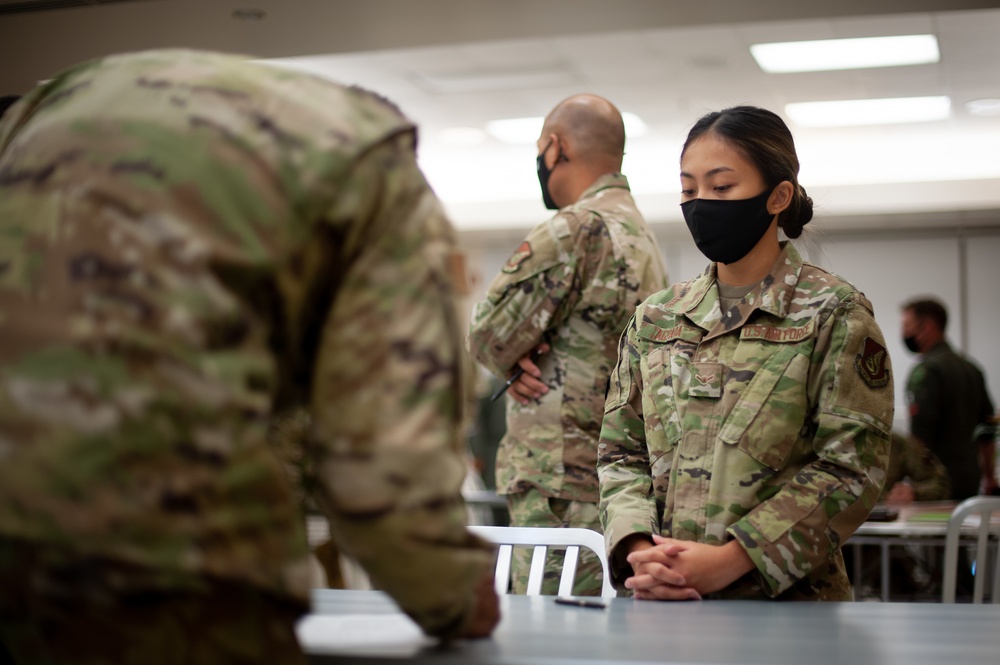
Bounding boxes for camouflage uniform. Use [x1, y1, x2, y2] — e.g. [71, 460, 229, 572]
[881, 431, 950, 502]
[468, 174, 668, 594]
[905, 341, 996, 500]
[599, 242, 893, 600]
[0, 49, 494, 662]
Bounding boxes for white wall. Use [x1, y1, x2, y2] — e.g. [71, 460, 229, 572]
[462, 224, 1000, 434]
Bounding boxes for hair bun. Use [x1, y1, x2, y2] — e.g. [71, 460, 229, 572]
[782, 184, 813, 239]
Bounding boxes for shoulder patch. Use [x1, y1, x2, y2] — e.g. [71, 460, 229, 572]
[855, 336, 890, 388]
[501, 241, 532, 274]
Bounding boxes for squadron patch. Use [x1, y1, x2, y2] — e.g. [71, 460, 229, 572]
[854, 337, 890, 388]
[501, 241, 533, 274]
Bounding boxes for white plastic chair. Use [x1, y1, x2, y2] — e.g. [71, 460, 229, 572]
[469, 525, 616, 598]
[942, 496, 1000, 603]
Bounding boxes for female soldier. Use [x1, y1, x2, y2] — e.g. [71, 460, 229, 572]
[597, 106, 893, 600]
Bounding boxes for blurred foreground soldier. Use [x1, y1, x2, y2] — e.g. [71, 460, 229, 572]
[468, 94, 668, 594]
[0, 50, 497, 664]
[0, 96, 19, 119]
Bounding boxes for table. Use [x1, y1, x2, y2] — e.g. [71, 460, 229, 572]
[301, 589, 1000, 664]
[847, 501, 999, 602]
[462, 489, 508, 510]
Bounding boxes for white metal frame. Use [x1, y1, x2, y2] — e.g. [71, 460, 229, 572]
[469, 525, 617, 598]
[943, 496, 1000, 603]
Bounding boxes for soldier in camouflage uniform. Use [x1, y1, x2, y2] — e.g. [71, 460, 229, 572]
[0, 49, 497, 664]
[468, 94, 668, 595]
[599, 106, 893, 601]
[881, 431, 950, 503]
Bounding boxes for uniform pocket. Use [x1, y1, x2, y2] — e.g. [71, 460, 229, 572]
[717, 346, 810, 470]
[641, 345, 684, 454]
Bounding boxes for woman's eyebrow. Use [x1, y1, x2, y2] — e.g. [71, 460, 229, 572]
[680, 166, 736, 178]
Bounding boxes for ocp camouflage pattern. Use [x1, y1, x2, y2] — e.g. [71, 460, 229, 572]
[882, 431, 949, 501]
[0, 49, 493, 638]
[599, 242, 893, 599]
[468, 174, 668, 503]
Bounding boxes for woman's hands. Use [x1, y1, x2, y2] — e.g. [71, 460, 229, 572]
[624, 535, 755, 600]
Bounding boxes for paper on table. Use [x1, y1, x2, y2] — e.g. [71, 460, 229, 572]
[296, 613, 436, 655]
[296, 613, 436, 656]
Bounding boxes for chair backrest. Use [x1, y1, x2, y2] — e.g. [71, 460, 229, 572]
[942, 496, 1000, 603]
[469, 525, 617, 598]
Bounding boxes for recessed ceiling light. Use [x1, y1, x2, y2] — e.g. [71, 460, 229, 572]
[485, 112, 647, 144]
[785, 96, 951, 128]
[966, 98, 1000, 117]
[622, 113, 647, 139]
[440, 127, 488, 146]
[751, 34, 939, 73]
[485, 117, 543, 144]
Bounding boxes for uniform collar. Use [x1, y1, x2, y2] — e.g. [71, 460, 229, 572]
[676, 242, 805, 337]
[575, 173, 630, 203]
[924, 340, 953, 356]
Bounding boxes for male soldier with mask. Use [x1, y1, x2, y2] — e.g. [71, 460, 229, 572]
[901, 297, 997, 499]
[0, 49, 497, 664]
[468, 94, 668, 595]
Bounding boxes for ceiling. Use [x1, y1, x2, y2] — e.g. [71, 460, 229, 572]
[3, 0, 1000, 235]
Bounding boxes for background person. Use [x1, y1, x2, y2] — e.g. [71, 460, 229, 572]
[901, 297, 997, 499]
[881, 431, 950, 504]
[599, 105, 893, 601]
[468, 93, 668, 595]
[0, 49, 497, 664]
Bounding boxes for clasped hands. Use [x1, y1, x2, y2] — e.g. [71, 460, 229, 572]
[624, 535, 755, 600]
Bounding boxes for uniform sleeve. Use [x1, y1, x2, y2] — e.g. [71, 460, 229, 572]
[900, 435, 951, 502]
[974, 371, 996, 443]
[727, 293, 893, 597]
[295, 133, 494, 639]
[466, 213, 588, 377]
[597, 313, 659, 588]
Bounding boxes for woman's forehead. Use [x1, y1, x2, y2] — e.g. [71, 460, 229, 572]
[681, 134, 753, 173]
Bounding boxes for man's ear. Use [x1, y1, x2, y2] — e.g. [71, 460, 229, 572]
[539, 132, 559, 166]
[550, 133, 571, 163]
[767, 180, 794, 215]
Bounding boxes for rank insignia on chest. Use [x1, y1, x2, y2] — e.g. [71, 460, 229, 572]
[502, 241, 533, 273]
[689, 361, 722, 399]
[854, 336, 890, 388]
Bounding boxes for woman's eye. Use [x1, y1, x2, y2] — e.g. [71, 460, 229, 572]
[714, 184, 732, 193]
[680, 189, 694, 196]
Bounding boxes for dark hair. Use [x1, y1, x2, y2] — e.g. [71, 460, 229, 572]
[681, 105, 814, 238]
[902, 297, 948, 332]
[0, 95, 21, 122]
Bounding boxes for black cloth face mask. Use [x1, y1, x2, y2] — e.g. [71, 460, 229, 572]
[903, 335, 921, 353]
[680, 189, 775, 265]
[536, 141, 561, 210]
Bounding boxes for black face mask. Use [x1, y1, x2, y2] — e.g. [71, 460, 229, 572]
[536, 141, 561, 210]
[680, 189, 775, 265]
[903, 335, 921, 353]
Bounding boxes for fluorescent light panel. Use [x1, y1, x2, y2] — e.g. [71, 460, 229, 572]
[485, 112, 646, 144]
[751, 34, 940, 73]
[485, 116, 543, 144]
[786, 96, 951, 128]
[966, 98, 1000, 117]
